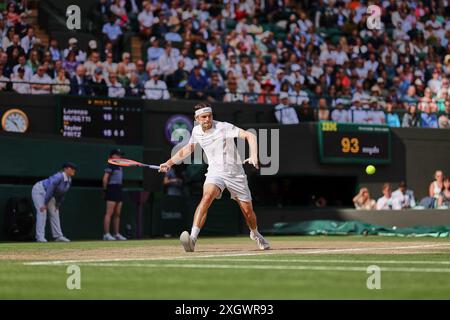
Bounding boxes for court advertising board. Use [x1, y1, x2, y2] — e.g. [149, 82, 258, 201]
[317, 121, 391, 164]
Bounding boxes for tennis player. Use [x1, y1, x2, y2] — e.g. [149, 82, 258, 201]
[159, 103, 270, 252]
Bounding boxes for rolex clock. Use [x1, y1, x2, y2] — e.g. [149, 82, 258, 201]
[1, 109, 29, 133]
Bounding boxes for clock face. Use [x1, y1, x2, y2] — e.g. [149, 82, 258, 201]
[1, 109, 29, 133]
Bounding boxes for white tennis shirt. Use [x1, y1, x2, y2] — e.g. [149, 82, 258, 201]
[188, 120, 245, 176]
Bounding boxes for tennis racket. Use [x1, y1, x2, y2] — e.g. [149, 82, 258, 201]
[108, 158, 160, 170]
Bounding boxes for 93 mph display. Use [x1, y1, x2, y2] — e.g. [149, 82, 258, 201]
[317, 121, 391, 164]
[59, 96, 143, 145]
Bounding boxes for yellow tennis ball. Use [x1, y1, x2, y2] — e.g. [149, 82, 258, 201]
[366, 165, 376, 175]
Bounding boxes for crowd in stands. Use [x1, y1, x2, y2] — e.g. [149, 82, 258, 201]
[353, 170, 450, 210]
[0, 0, 450, 127]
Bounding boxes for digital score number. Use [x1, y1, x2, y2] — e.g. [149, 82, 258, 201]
[318, 121, 391, 164]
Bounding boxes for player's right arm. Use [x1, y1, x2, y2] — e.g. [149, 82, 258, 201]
[159, 143, 196, 173]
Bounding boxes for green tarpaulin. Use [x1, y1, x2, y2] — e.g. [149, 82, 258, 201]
[264, 220, 450, 238]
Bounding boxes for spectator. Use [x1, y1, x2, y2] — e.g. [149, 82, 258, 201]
[147, 36, 164, 64]
[392, 181, 416, 209]
[223, 77, 244, 102]
[52, 69, 70, 95]
[69, 65, 91, 96]
[243, 80, 260, 103]
[331, 100, 350, 123]
[102, 15, 123, 60]
[48, 39, 61, 61]
[102, 52, 117, 77]
[376, 183, 401, 210]
[2, 27, 15, 49]
[352, 187, 376, 210]
[429, 170, 444, 202]
[12, 54, 31, 80]
[368, 100, 386, 124]
[437, 177, 450, 208]
[402, 104, 420, 127]
[6, 34, 25, 60]
[420, 105, 438, 128]
[163, 168, 184, 196]
[187, 65, 208, 99]
[135, 59, 148, 85]
[127, 72, 143, 97]
[84, 51, 101, 77]
[315, 98, 330, 121]
[120, 52, 136, 77]
[106, 71, 125, 98]
[90, 67, 108, 97]
[0, 67, 9, 91]
[63, 38, 86, 63]
[11, 67, 30, 94]
[385, 103, 401, 127]
[274, 92, 299, 125]
[350, 98, 368, 124]
[205, 72, 225, 102]
[158, 42, 179, 80]
[63, 50, 80, 78]
[144, 69, 170, 100]
[30, 65, 52, 94]
[170, 59, 189, 92]
[258, 77, 278, 104]
[138, 1, 154, 39]
[116, 63, 130, 89]
[289, 81, 309, 106]
[20, 26, 35, 54]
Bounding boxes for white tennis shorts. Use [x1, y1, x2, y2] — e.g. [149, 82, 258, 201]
[204, 173, 252, 202]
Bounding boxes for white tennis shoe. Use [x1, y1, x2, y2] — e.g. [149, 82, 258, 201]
[103, 233, 116, 241]
[55, 236, 70, 242]
[36, 238, 47, 243]
[180, 231, 196, 252]
[250, 232, 270, 250]
[114, 233, 127, 241]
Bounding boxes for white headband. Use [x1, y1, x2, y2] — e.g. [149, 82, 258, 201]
[195, 107, 212, 117]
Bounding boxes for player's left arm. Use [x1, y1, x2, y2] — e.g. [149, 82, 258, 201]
[238, 129, 259, 169]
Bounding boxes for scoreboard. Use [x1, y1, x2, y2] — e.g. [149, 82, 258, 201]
[59, 96, 143, 145]
[317, 121, 391, 164]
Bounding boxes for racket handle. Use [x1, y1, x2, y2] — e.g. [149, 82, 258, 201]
[146, 164, 160, 170]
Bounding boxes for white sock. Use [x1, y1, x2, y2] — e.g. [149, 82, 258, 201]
[190, 226, 200, 241]
[250, 228, 261, 237]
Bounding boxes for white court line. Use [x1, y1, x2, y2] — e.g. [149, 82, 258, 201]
[60, 262, 450, 273]
[23, 243, 450, 266]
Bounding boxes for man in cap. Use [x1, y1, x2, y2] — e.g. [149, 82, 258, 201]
[331, 99, 350, 123]
[274, 92, 299, 124]
[31, 162, 78, 242]
[159, 103, 270, 252]
[144, 69, 170, 100]
[102, 149, 127, 241]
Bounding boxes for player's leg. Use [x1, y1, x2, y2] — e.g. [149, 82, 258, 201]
[236, 199, 270, 250]
[180, 182, 222, 252]
[31, 182, 47, 242]
[48, 198, 69, 242]
[112, 202, 126, 240]
[103, 201, 116, 240]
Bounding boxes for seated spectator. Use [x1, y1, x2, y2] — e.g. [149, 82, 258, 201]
[438, 113, 449, 129]
[367, 100, 386, 124]
[258, 78, 278, 104]
[376, 183, 401, 210]
[187, 65, 208, 99]
[63, 38, 86, 63]
[437, 177, 450, 208]
[48, 39, 62, 61]
[11, 67, 30, 94]
[90, 67, 108, 97]
[385, 103, 401, 127]
[420, 105, 438, 128]
[392, 181, 416, 209]
[163, 168, 184, 196]
[352, 187, 376, 210]
[243, 80, 260, 103]
[116, 63, 130, 89]
[315, 98, 329, 121]
[223, 77, 244, 102]
[147, 36, 164, 64]
[127, 72, 143, 97]
[169, 59, 189, 93]
[418, 87, 437, 112]
[84, 51, 101, 78]
[106, 71, 125, 97]
[20, 26, 36, 54]
[274, 92, 299, 125]
[63, 50, 80, 78]
[429, 170, 444, 203]
[70, 65, 91, 96]
[135, 59, 149, 85]
[6, 34, 25, 61]
[102, 52, 117, 77]
[205, 72, 225, 102]
[402, 85, 419, 104]
[26, 49, 40, 74]
[52, 69, 70, 95]
[30, 65, 52, 94]
[402, 104, 420, 127]
[137, 1, 154, 39]
[289, 81, 309, 106]
[158, 42, 179, 80]
[144, 69, 170, 100]
[0, 67, 9, 91]
[331, 100, 350, 123]
[350, 98, 368, 124]
[120, 52, 136, 77]
[102, 15, 123, 60]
